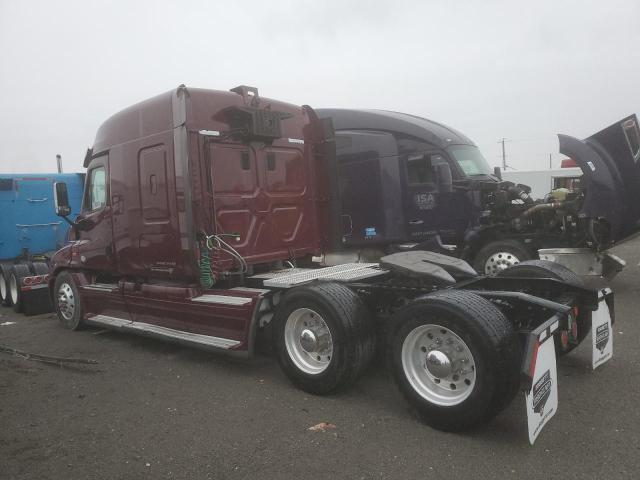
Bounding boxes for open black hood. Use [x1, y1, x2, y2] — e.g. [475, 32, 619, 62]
[559, 114, 640, 242]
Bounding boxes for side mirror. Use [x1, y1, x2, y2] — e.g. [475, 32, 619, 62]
[493, 166, 503, 180]
[435, 162, 453, 193]
[53, 182, 71, 217]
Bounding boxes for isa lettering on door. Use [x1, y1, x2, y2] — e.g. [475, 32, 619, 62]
[413, 193, 436, 210]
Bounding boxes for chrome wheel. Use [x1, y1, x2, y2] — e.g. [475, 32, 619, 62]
[57, 283, 76, 320]
[484, 251, 520, 275]
[9, 274, 19, 305]
[284, 308, 333, 375]
[401, 324, 476, 406]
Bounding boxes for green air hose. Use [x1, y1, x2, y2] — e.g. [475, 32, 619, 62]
[199, 244, 215, 288]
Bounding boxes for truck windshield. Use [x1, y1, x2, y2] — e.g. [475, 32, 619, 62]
[448, 145, 492, 176]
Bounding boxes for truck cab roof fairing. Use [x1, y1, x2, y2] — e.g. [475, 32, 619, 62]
[316, 109, 476, 148]
[92, 91, 174, 156]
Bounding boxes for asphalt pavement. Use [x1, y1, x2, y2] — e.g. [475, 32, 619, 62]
[1, 239, 639, 479]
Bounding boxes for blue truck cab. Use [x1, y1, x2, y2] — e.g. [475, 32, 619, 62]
[0, 173, 84, 313]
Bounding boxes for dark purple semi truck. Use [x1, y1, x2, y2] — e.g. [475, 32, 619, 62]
[317, 108, 639, 277]
[49, 85, 614, 435]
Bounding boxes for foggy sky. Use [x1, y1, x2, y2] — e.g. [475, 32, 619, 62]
[1, 0, 639, 174]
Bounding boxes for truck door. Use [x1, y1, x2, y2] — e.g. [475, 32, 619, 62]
[75, 156, 116, 272]
[402, 152, 470, 244]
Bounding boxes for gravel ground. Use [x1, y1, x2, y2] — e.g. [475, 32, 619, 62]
[1, 239, 639, 480]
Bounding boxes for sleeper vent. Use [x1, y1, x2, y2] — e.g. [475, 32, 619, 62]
[225, 107, 288, 142]
[228, 85, 292, 142]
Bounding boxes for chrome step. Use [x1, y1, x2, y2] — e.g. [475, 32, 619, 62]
[82, 283, 119, 293]
[191, 294, 253, 306]
[85, 315, 240, 350]
[85, 315, 130, 328]
[229, 287, 271, 295]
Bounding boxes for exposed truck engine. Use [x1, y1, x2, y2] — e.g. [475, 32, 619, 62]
[316, 109, 638, 276]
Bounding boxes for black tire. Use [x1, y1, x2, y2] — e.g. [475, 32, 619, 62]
[9, 264, 31, 313]
[0, 264, 12, 306]
[53, 271, 83, 330]
[273, 282, 376, 395]
[473, 239, 533, 276]
[389, 290, 521, 432]
[497, 259, 590, 355]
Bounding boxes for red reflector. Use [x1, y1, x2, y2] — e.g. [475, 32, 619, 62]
[23, 276, 33, 286]
[560, 158, 578, 168]
[529, 341, 540, 379]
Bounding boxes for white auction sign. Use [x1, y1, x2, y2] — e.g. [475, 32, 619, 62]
[525, 335, 558, 445]
[592, 300, 613, 370]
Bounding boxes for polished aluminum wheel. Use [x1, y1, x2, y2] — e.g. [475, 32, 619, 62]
[57, 283, 76, 320]
[9, 274, 19, 305]
[484, 251, 520, 275]
[284, 308, 333, 375]
[401, 324, 476, 406]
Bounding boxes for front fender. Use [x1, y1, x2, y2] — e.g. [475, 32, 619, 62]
[48, 244, 73, 293]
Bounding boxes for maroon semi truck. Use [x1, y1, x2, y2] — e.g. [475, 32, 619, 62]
[49, 85, 614, 435]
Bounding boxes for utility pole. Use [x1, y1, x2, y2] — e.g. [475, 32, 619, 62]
[56, 154, 63, 173]
[499, 138, 507, 170]
[549, 153, 552, 169]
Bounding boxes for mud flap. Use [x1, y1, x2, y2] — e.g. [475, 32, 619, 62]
[524, 319, 559, 445]
[21, 276, 53, 316]
[592, 289, 613, 369]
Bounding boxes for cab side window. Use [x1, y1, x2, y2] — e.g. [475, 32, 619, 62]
[86, 166, 107, 211]
[406, 155, 434, 185]
[406, 154, 448, 185]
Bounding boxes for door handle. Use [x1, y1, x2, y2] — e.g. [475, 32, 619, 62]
[409, 219, 424, 225]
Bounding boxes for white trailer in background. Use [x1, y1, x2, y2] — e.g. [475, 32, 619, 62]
[502, 167, 583, 199]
